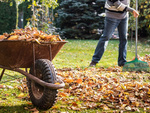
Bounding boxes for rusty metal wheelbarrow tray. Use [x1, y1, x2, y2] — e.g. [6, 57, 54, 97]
[0, 40, 67, 68]
[0, 40, 68, 109]
[0, 40, 67, 89]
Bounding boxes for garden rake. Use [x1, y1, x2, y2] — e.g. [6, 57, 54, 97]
[122, 0, 150, 72]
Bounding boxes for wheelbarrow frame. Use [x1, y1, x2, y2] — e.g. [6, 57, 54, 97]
[0, 40, 67, 89]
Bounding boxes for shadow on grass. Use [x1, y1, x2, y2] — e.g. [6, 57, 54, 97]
[0, 104, 34, 113]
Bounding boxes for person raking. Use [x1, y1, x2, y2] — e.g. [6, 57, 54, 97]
[89, 0, 139, 67]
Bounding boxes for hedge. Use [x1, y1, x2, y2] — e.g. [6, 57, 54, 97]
[0, 0, 16, 34]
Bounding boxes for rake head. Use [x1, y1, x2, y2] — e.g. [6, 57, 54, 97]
[122, 58, 150, 72]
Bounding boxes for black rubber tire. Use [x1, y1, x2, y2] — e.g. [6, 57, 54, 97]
[27, 59, 57, 110]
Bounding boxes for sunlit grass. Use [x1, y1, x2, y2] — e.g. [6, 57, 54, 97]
[52, 39, 150, 68]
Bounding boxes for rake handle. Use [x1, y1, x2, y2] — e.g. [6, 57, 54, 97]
[135, 0, 138, 58]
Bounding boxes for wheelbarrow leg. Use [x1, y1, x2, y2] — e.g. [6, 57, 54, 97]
[33, 43, 36, 76]
[49, 44, 52, 61]
[25, 68, 28, 73]
[0, 69, 5, 81]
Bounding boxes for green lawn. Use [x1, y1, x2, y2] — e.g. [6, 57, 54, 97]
[52, 39, 150, 68]
[0, 39, 150, 113]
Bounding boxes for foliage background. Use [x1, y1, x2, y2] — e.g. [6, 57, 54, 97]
[0, 0, 16, 35]
[55, 0, 150, 39]
[18, 0, 32, 28]
[0, 0, 150, 39]
[55, 0, 105, 39]
[129, 0, 150, 38]
[138, 0, 150, 37]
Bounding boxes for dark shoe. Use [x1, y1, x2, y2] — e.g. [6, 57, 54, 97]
[89, 61, 97, 67]
[118, 63, 125, 67]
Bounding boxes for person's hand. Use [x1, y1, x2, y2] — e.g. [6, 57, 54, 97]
[133, 10, 139, 18]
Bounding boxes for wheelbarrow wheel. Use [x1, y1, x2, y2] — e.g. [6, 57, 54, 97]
[27, 59, 57, 110]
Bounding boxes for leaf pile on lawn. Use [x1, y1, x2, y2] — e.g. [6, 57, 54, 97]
[53, 54, 150, 112]
[140, 54, 150, 67]
[1, 54, 149, 112]
[55, 67, 150, 112]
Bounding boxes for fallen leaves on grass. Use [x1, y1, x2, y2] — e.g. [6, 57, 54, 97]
[55, 65, 150, 112]
[12, 54, 150, 112]
[141, 54, 150, 66]
[17, 93, 25, 98]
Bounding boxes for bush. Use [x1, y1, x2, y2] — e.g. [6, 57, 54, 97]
[56, 0, 149, 39]
[55, 0, 105, 39]
[18, 0, 32, 28]
[0, 0, 16, 34]
[138, 0, 150, 37]
[129, 0, 150, 38]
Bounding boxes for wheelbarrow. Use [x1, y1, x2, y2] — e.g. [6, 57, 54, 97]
[0, 40, 67, 110]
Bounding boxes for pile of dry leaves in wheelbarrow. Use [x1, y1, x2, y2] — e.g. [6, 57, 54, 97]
[0, 27, 62, 43]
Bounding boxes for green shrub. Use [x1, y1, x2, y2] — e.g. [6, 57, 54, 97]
[55, 0, 105, 39]
[0, 0, 16, 34]
[129, 0, 150, 38]
[18, 0, 32, 28]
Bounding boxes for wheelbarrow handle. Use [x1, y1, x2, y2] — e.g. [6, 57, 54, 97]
[14, 68, 65, 89]
[0, 64, 65, 89]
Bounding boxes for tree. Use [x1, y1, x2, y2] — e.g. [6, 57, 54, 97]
[56, 0, 105, 39]
[18, 0, 32, 28]
[1, 0, 58, 31]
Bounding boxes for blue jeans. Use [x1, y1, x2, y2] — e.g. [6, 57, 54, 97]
[92, 17, 128, 66]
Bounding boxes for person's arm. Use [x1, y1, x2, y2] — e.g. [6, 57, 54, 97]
[110, 0, 139, 17]
[132, 10, 139, 18]
[113, 1, 132, 12]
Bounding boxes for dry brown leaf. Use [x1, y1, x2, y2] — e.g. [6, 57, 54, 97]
[76, 78, 82, 84]
[17, 93, 25, 98]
